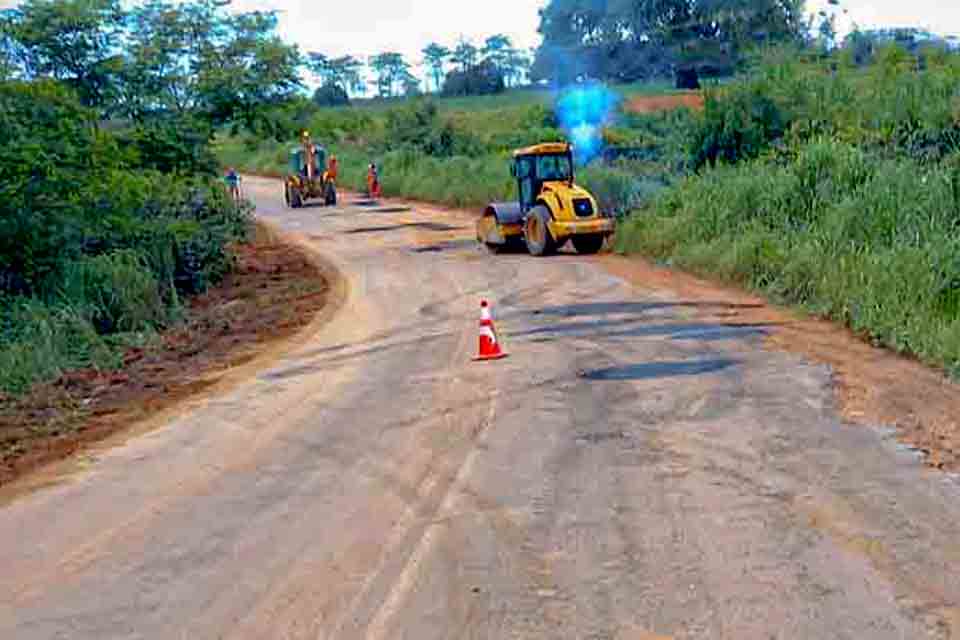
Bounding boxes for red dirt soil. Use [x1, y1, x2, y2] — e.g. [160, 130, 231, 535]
[626, 93, 705, 114]
[0, 225, 331, 487]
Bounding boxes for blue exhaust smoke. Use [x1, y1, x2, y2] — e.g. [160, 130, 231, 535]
[555, 82, 619, 165]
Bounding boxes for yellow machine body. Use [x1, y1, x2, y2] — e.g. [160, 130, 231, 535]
[477, 142, 615, 255]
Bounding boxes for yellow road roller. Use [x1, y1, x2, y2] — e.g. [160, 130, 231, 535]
[476, 142, 615, 256]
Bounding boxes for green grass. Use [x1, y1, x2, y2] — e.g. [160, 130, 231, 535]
[610, 47, 960, 377]
[616, 138, 960, 376]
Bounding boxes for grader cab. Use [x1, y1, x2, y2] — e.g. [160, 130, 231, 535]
[476, 142, 615, 256]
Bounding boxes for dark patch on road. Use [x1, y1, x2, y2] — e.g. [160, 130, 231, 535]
[259, 331, 457, 381]
[410, 239, 476, 254]
[510, 321, 773, 343]
[581, 358, 736, 381]
[535, 301, 765, 318]
[575, 430, 632, 445]
[352, 206, 412, 214]
[346, 222, 463, 234]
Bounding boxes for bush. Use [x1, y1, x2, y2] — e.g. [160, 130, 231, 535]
[313, 84, 350, 107]
[0, 300, 118, 394]
[55, 250, 167, 334]
[384, 100, 481, 157]
[616, 138, 960, 375]
[118, 115, 219, 175]
[443, 61, 506, 97]
[0, 80, 253, 395]
[580, 164, 664, 218]
[684, 45, 960, 169]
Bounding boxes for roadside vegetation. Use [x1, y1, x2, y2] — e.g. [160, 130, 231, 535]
[0, 0, 304, 396]
[0, 80, 252, 394]
[618, 44, 960, 376]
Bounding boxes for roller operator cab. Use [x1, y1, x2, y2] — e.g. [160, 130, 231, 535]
[477, 142, 615, 256]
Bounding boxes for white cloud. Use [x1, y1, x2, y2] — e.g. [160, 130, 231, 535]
[233, 0, 545, 67]
[810, 0, 960, 39]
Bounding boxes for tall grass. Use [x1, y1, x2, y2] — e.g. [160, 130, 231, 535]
[617, 138, 960, 375]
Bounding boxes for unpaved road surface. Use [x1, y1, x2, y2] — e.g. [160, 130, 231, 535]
[2, 176, 960, 639]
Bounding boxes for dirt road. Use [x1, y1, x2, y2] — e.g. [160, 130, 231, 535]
[2, 176, 959, 639]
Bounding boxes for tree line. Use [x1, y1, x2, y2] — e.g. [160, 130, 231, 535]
[307, 35, 534, 106]
[531, 0, 808, 85]
[531, 0, 960, 87]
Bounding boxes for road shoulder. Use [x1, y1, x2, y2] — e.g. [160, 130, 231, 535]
[0, 222, 345, 493]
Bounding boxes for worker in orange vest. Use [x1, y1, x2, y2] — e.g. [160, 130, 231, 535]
[326, 154, 338, 183]
[367, 163, 381, 199]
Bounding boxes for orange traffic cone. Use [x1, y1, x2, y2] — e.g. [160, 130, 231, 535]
[474, 300, 508, 361]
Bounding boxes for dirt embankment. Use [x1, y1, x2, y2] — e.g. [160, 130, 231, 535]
[0, 224, 335, 487]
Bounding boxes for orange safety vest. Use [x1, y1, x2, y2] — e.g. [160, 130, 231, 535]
[367, 167, 381, 197]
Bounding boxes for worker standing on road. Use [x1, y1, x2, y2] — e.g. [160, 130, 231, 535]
[367, 163, 381, 199]
[224, 167, 241, 204]
[327, 154, 338, 181]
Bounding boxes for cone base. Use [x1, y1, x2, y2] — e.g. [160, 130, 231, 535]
[473, 352, 509, 361]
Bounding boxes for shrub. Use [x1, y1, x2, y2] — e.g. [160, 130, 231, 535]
[443, 61, 506, 97]
[55, 250, 167, 334]
[384, 100, 482, 157]
[313, 84, 350, 107]
[616, 138, 960, 375]
[0, 80, 253, 395]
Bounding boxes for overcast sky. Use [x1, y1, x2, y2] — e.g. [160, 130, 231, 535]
[232, 0, 959, 68]
[3, 0, 960, 76]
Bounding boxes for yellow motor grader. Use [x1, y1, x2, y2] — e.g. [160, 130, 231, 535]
[476, 142, 615, 256]
[283, 131, 337, 208]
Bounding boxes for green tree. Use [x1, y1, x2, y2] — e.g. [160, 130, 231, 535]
[422, 42, 450, 93]
[1, 0, 125, 110]
[503, 47, 530, 87]
[3, 0, 302, 133]
[402, 71, 421, 97]
[451, 40, 479, 73]
[196, 10, 303, 135]
[369, 51, 409, 97]
[482, 34, 512, 76]
[328, 55, 363, 93]
[306, 51, 332, 85]
[532, 0, 806, 84]
[307, 53, 362, 94]
[0, 33, 15, 80]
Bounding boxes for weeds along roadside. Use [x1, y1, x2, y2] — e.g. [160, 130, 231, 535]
[617, 45, 960, 377]
[0, 81, 254, 396]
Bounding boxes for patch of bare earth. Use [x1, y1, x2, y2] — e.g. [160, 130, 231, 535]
[0, 224, 331, 487]
[625, 93, 705, 114]
[600, 254, 960, 472]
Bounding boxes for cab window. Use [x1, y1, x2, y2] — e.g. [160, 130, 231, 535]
[536, 154, 572, 181]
